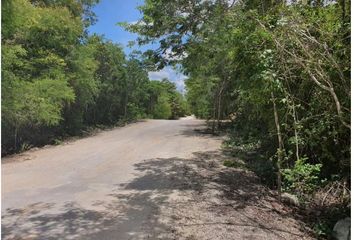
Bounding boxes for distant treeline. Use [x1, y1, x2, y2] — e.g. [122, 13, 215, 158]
[1, 0, 188, 155]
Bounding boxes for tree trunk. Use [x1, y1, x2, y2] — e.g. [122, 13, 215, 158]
[212, 100, 217, 134]
[271, 92, 283, 199]
[124, 93, 128, 119]
[217, 87, 223, 130]
[217, 78, 227, 130]
[14, 127, 18, 151]
[211, 91, 218, 134]
[292, 101, 300, 162]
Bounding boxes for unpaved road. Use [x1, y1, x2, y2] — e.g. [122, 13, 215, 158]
[2, 119, 314, 239]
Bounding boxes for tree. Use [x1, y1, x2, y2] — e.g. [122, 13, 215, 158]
[123, 0, 350, 207]
[2, 0, 77, 151]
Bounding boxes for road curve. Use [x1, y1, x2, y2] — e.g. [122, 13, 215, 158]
[2, 119, 314, 240]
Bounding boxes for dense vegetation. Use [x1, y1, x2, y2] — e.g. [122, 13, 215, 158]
[123, 0, 350, 237]
[1, 0, 188, 155]
[1, 0, 350, 237]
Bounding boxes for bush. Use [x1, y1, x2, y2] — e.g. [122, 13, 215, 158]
[282, 158, 322, 196]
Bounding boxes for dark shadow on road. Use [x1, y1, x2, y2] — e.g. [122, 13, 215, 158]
[177, 125, 225, 139]
[2, 202, 112, 240]
[117, 151, 311, 238]
[2, 151, 312, 239]
[2, 194, 174, 240]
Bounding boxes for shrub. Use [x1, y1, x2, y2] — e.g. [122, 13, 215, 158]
[282, 158, 322, 196]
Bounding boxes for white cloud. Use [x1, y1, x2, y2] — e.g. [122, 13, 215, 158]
[174, 78, 187, 93]
[128, 20, 153, 27]
[148, 70, 170, 80]
[162, 48, 188, 61]
[148, 66, 188, 93]
[127, 20, 139, 25]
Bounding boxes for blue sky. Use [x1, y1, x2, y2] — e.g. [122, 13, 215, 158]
[88, 0, 187, 92]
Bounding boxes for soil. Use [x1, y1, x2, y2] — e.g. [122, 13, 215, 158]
[2, 118, 314, 239]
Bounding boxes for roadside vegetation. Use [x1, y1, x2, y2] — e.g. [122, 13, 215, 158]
[1, 0, 350, 238]
[1, 0, 188, 155]
[123, 0, 350, 238]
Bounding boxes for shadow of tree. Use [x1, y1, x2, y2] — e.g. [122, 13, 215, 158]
[116, 151, 313, 239]
[2, 194, 175, 240]
[2, 150, 313, 239]
[2, 202, 111, 240]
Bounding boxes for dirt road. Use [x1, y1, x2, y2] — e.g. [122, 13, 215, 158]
[2, 119, 313, 239]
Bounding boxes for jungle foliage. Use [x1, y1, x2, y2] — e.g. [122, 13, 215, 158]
[2, 0, 351, 236]
[123, 0, 350, 236]
[1, 0, 188, 155]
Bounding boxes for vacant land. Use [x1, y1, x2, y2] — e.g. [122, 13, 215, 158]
[2, 119, 313, 239]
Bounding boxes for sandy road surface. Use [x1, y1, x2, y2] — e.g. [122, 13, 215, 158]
[2, 119, 314, 239]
